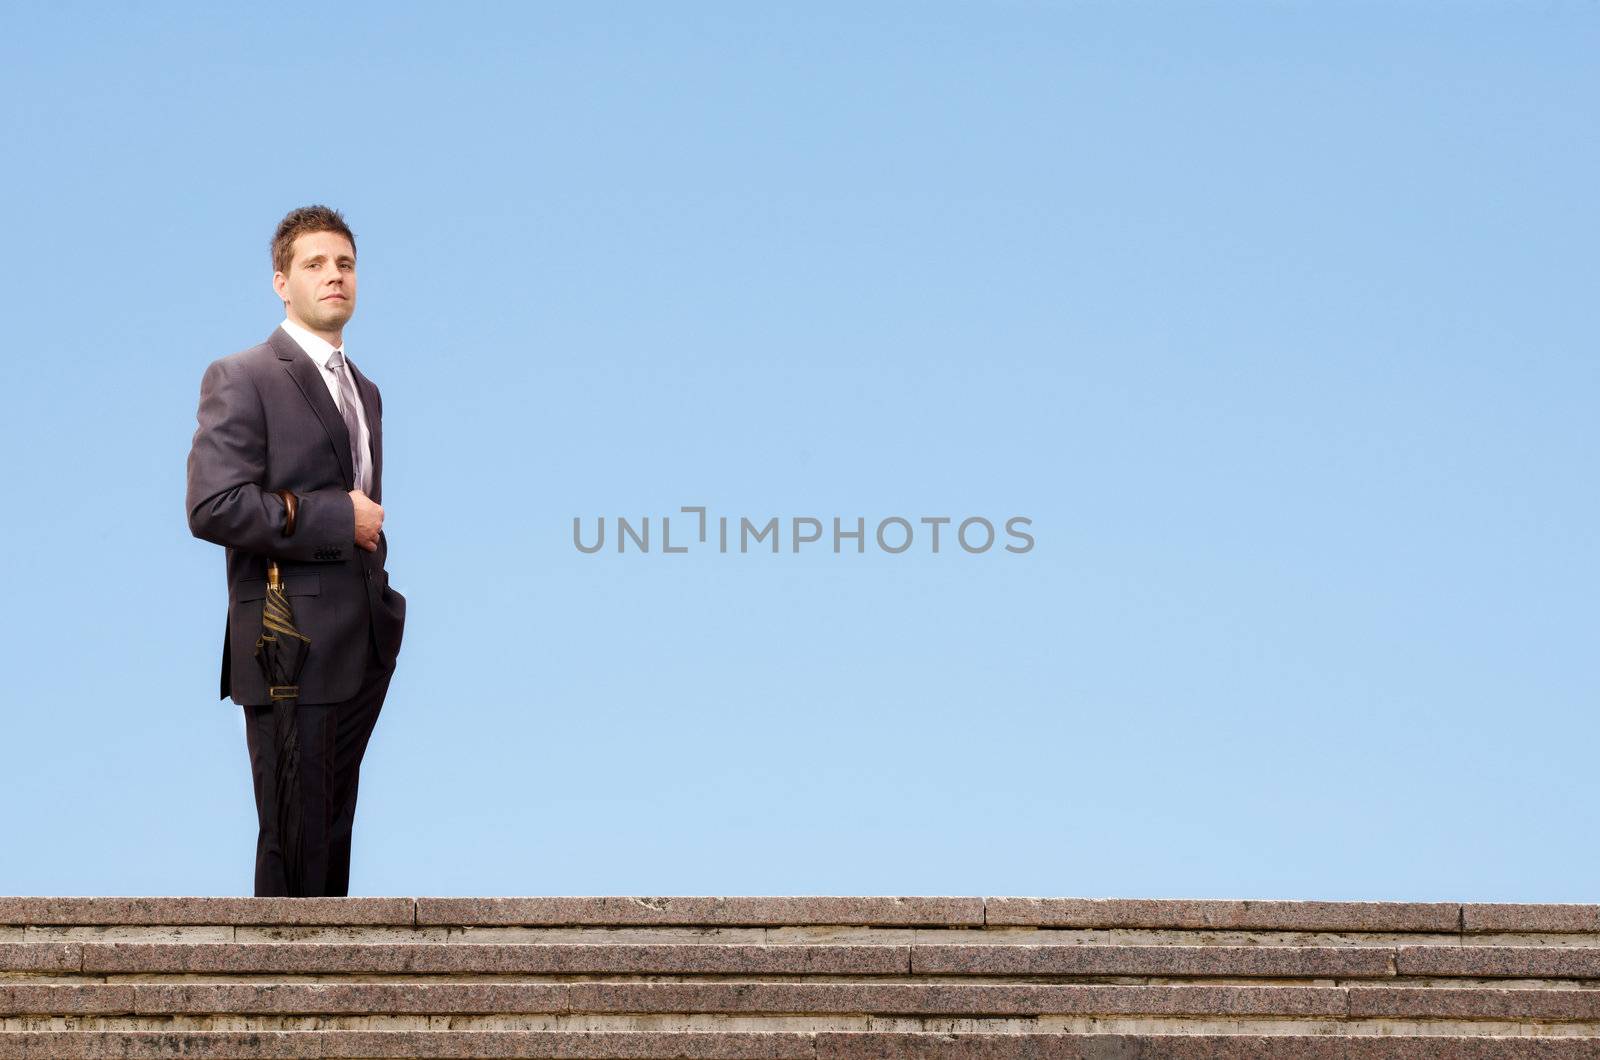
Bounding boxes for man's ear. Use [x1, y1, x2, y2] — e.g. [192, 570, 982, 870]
[272, 271, 288, 301]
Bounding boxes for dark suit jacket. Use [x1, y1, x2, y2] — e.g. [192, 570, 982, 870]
[186, 325, 407, 705]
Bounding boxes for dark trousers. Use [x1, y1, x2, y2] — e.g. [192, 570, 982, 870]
[243, 639, 394, 897]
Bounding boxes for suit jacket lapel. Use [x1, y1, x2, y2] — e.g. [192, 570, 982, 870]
[268, 326, 356, 491]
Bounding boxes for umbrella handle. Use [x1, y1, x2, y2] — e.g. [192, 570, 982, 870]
[274, 489, 299, 537]
[267, 490, 299, 592]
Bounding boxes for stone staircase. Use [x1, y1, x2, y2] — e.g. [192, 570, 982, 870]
[4, 896, 1600, 1056]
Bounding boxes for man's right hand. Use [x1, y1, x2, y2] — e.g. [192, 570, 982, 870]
[350, 489, 384, 552]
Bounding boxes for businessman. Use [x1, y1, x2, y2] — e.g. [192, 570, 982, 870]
[186, 205, 406, 897]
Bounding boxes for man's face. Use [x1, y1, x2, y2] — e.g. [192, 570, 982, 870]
[273, 230, 357, 335]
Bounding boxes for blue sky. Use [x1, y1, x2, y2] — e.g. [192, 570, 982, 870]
[1, 2, 1595, 901]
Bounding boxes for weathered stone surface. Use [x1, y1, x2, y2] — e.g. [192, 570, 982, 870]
[234, 926, 448, 944]
[18, 896, 1600, 937]
[983, 899, 1461, 933]
[1396, 945, 1600, 979]
[1341, 1043, 1600, 1059]
[450, 926, 772, 945]
[567, 982, 1346, 1017]
[1461, 903, 1600, 934]
[81, 942, 910, 975]
[0, 1031, 816, 1058]
[0, 943, 79, 973]
[23, 925, 235, 944]
[1348, 987, 1600, 1020]
[912, 943, 1394, 978]
[0, 1031, 320, 1058]
[0, 986, 135, 1016]
[815, 1033, 1351, 1059]
[25, 981, 1600, 1023]
[416, 897, 983, 927]
[816, 1035, 1600, 1059]
[7, 1031, 1600, 1059]
[130, 983, 569, 1015]
[318, 1031, 816, 1057]
[15, 896, 1600, 1055]
[0, 898, 414, 927]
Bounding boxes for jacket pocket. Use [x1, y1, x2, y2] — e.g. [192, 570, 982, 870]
[235, 572, 322, 602]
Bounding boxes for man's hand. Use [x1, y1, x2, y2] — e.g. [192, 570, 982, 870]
[350, 489, 384, 552]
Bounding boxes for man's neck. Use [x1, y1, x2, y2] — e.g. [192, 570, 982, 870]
[285, 310, 343, 348]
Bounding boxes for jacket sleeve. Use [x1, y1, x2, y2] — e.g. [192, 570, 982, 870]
[185, 356, 354, 562]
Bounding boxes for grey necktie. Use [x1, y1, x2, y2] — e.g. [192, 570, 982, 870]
[326, 350, 369, 494]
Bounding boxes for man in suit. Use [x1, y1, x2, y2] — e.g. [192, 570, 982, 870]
[186, 205, 406, 897]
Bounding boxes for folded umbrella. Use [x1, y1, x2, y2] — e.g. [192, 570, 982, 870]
[253, 490, 312, 895]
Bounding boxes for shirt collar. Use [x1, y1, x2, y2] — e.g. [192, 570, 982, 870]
[278, 317, 346, 369]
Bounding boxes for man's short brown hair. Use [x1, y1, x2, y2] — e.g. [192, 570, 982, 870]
[272, 205, 356, 275]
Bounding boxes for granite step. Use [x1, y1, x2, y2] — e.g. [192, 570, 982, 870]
[3, 897, 1600, 1055]
[11, 982, 1600, 1020]
[3, 1031, 1600, 1058]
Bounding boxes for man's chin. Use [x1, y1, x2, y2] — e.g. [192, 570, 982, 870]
[311, 305, 355, 327]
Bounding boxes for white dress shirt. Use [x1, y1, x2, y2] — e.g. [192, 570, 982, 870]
[278, 317, 374, 496]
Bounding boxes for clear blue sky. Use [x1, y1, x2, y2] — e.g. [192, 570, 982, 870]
[2, 2, 1594, 901]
